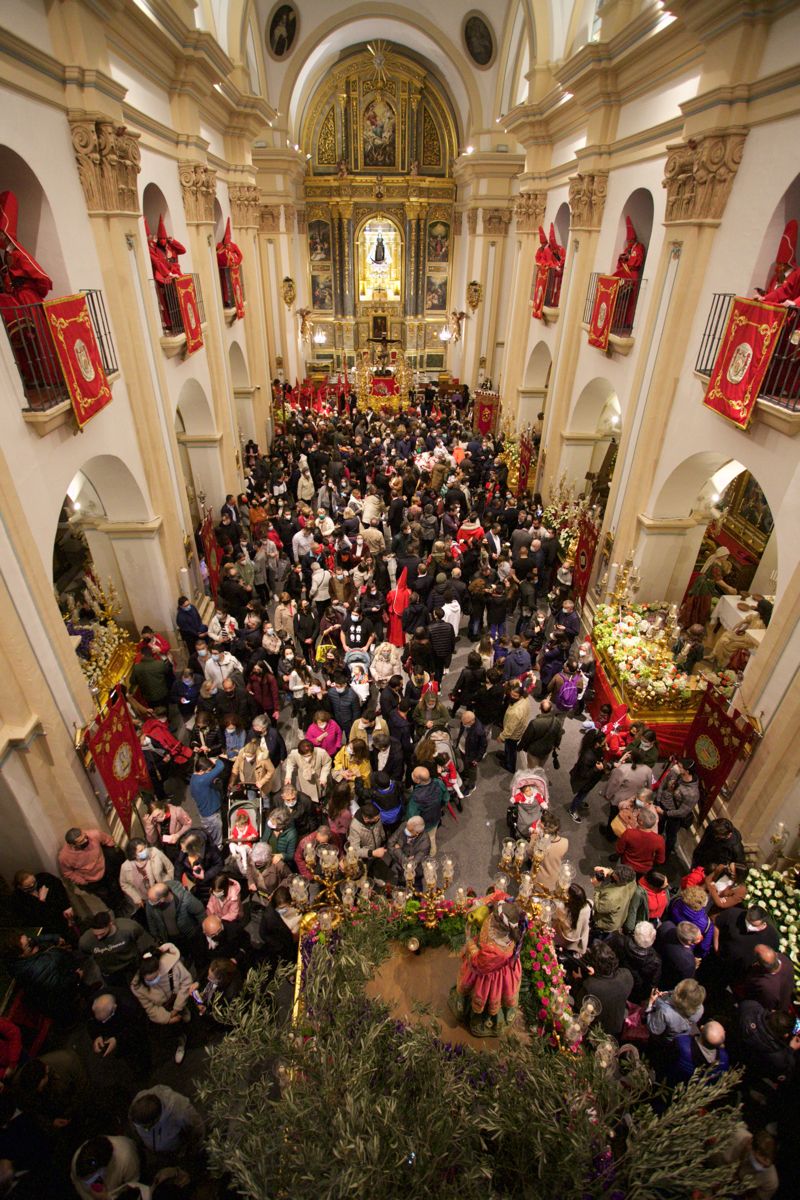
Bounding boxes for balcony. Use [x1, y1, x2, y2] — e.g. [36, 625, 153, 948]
[536, 266, 563, 322]
[582, 272, 641, 354]
[2, 289, 118, 430]
[219, 264, 245, 324]
[152, 273, 206, 356]
[695, 293, 800, 435]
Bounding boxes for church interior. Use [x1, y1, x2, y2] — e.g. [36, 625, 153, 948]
[0, 2, 799, 1197]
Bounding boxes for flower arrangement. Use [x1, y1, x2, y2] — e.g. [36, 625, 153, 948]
[543, 473, 590, 558]
[592, 602, 698, 708]
[745, 866, 799, 984]
[61, 575, 134, 691]
[520, 925, 576, 1044]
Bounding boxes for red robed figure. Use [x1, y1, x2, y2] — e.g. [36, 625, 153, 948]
[156, 214, 186, 276]
[613, 216, 645, 327]
[0, 191, 53, 307]
[386, 568, 410, 647]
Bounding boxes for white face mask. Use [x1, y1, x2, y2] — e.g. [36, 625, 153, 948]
[748, 1154, 768, 1173]
[145, 975, 162, 987]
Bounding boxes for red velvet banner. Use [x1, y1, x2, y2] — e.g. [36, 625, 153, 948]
[572, 516, 600, 605]
[531, 264, 548, 320]
[43, 294, 112, 427]
[588, 658, 693, 758]
[371, 377, 398, 397]
[588, 275, 620, 351]
[200, 511, 222, 601]
[680, 686, 756, 819]
[475, 392, 499, 436]
[517, 432, 533, 496]
[703, 297, 787, 428]
[86, 693, 151, 833]
[174, 274, 204, 354]
[230, 265, 245, 319]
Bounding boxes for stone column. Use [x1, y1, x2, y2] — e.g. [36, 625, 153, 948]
[539, 171, 608, 495]
[68, 115, 194, 612]
[598, 129, 747, 581]
[178, 161, 241, 487]
[501, 191, 547, 425]
[229, 184, 273, 441]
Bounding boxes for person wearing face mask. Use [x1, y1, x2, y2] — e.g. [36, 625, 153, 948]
[130, 944, 194, 1063]
[327, 672, 362, 738]
[229, 738, 274, 801]
[203, 644, 243, 690]
[280, 783, 317, 838]
[265, 807, 298, 864]
[204, 873, 243, 925]
[328, 569, 356, 607]
[305, 708, 343, 759]
[258, 886, 300, 974]
[285, 738, 331, 805]
[385, 815, 431, 887]
[119, 839, 173, 916]
[143, 881, 204, 963]
[58, 826, 123, 912]
[175, 594, 207, 655]
[9, 868, 75, 940]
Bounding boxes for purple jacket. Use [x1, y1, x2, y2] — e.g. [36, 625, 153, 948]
[667, 896, 713, 956]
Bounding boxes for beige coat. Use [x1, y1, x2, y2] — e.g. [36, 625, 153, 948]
[130, 942, 193, 1024]
[230, 746, 275, 795]
[535, 835, 569, 892]
[350, 715, 389, 744]
[285, 745, 331, 804]
[499, 696, 532, 742]
[119, 848, 174, 908]
[273, 601, 296, 639]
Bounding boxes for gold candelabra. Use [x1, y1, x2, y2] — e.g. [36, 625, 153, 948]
[496, 836, 575, 921]
[290, 842, 365, 916]
[388, 855, 459, 929]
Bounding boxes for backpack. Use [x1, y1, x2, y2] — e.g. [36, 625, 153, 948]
[554, 673, 580, 712]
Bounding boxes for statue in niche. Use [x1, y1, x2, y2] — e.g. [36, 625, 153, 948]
[372, 235, 386, 264]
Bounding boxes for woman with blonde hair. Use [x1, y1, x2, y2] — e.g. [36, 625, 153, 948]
[332, 738, 372, 788]
[230, 738, 274, 798]
[645, 978, 706, 1041]
[666, 883, 713, 956]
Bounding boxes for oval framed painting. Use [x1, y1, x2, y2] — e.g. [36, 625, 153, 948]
[463, 12, 495, 69]
[266, 2, 298, 62]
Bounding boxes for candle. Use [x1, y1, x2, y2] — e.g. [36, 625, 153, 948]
[342, 884, 355, 909]
[514, 840, 527, 864]
[518, 873, 532, 899]
[423, 860, 437, 888]
[304, 841, 316, 865]
[455, 887, 466, 906]
[442, 857, 454, 886]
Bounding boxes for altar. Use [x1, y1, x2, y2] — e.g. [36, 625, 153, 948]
[713, 592, 770, 647]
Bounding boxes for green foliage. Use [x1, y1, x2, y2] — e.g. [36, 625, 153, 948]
[198, 912, 744, 1200]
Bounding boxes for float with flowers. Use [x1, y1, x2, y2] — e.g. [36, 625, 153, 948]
[199, 894, 746, 1200]
[746, 865, 800, 992]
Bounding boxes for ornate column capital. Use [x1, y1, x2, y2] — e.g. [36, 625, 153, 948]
[466, 209, 479, 236]
[259, 204, 282, 234]
[178, 161, 217, 224]
[69, 116, 141, 215]
[514, 191, 547, 233]
[228, 184, 261, 228]
[662, 128, 748, 224]
[481, 207, 513, 237]
[568, 171, 608, 231]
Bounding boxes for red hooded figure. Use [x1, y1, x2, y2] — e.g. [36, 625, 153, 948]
[548, 222, 565, 267]
[386, 567, 410, 648]
[0, 190, 52, 308]
[144, 216, 173, 286]
[156, 214, 186, 275]
[613, 216, 645, 327]
[535, 225, 552, 268]
[216, 218, 243, 268]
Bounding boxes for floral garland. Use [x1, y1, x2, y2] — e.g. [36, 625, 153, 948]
[520, 925, 577, 1045]
[745, 866, 800, 986]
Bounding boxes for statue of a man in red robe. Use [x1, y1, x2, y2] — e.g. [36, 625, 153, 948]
[144, 217, 173, 286]
[0, 190, 52, 311]
[535, 225, 553, 269]
[216, 218, 242, 269]
[613, 216, 645, 328]
[156, 214, 186, 276]
[548, 222, 566, 304]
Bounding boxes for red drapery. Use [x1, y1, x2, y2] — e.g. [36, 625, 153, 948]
[588, 658, 694, 758]
[517, 431, 533, 496]
[174, 275, 204, 354]
[572, 516, 600, 605]
[475, 391, 499, 435]
[588, 275, 620, 350]
[230, 265, 245, 319]
[703, 297, 786, 428]
[86, 693, 151, 833]
[44, 294, 113, 427]
[531, 264, 548, 320]
[680, 686, 757, 820]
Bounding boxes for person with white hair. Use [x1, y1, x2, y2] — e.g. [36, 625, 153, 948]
[607, 919, 662, 1003]
[385, 815, 430, 886]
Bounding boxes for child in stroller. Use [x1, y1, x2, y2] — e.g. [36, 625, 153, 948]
[227, 797, 262, 875]
[507, 768, 549, 840]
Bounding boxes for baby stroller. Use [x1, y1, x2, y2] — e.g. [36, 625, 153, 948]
[226, 790, 264, 875]
[506, 768, 549, 839]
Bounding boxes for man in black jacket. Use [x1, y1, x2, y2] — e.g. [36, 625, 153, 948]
[371, 733, 405, 781]
[427, 608, 456, 682]
[455, 711, 488, 797]
[519, 698, 563, 767]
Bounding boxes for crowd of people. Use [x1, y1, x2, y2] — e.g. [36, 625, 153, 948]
[0, 393, 795, 1197]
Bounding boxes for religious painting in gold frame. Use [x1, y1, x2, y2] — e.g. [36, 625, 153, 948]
[721, 470, 774, 554]
[311, 272, 333, 312]
[425, 274, 447, 312]
[362, 95, 397, 169]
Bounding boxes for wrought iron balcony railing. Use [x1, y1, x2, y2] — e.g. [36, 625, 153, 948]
[219, 264, 245, 310]
[152, 272, 206, 338]
[695, 293, 800, 413]
[583, 272, 640, 338]
[2, 288, 117, 412]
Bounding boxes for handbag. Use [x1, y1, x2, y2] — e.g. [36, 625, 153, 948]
[610, 813, 627, 838]
[621, 1001, 650, 1045]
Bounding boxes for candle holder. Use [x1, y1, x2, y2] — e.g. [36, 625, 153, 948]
[393, 857, 467, 929]
[495, 832, 571, 920]
[294, 839, 364, 916]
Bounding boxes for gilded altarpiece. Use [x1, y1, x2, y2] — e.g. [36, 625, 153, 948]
[301, 44, 457, 372]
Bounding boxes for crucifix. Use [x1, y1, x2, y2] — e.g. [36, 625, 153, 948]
[366, 332, 402, 369]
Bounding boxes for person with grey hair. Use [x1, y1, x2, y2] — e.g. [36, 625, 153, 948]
[385, 815, 430, 886]
[607, 920, 662, 1003]
[245, 841, 290, 906]
[645, 977, 706, 1041]
[265, 806, 297, 863]
[615, 805, 666, 874]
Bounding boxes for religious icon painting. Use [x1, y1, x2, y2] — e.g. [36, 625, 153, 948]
[425, 274, 447, 312]
[427, 221, 450, 264]
[463, 13, 495, 68]
[362, 97, 397, 168]
[308, 219, 331, 263]
[311, 272, 334, 311]
[266, 3, 298, 60]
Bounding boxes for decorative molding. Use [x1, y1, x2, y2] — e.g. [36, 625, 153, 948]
[453, 210, 463, 236]
[466, 208, 478, 235]
[482, 207, 512, 236]
[260, 204, 282, 233]
[178, 161, 216, 224]
[69, 116, 141, 215]
[662, 129, 748, 224]
[283, 204, 296, 234]
[568, 171, 608, 231]
[514, 191, 546, 233]
[296, 209, 307, 234]
[228, 184, 261, 228]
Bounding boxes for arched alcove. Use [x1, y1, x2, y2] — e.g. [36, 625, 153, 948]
[0, 145, 69, 295]
[748, 172, 800, 294]
[229, 340, 256, 444]
[615, 187, 654, 253]
[636, 455, 778, 661]
[524, 341, 551, 389]
[142, 182, 172, 242]
[563, 377, 621, 511]
[518, 340, 552, 434]
[175, 378, 225, 522]
[554, 200, 570, 251]
[213, 197, 225, 243]
[229, 341, 249, 388]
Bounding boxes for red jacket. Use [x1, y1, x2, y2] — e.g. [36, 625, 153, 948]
[617, 828, 665, 874]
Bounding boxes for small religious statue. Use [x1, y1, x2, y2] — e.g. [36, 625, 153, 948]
[449, 895, 527, 1037]
[337, 159, 348, 179]
[410, 159, 419, 177]
[548, 222, 565, 305]
[613, 216, 645, 326]
[372, 234, 386, 264]
[297, 308, 313, 342]
[678, 545, 738, 629]
[447, 309, 466, 342]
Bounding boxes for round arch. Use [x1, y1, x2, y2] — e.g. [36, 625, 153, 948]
[175, 378, 224, 520]
[554, 201, 570, 251]
[524, 340, 551, 389]
[562, 378, 621, 510]
[615, 187, 654, 255]
[0, 145, 69, 295]
[748, 171, 800, 295]
[229, 341, 249, 388]
[568, 376, 618, 431]
[279, 8, 481, 140]
[176, 377, 216, 435]
[142, 182, 172, 242]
